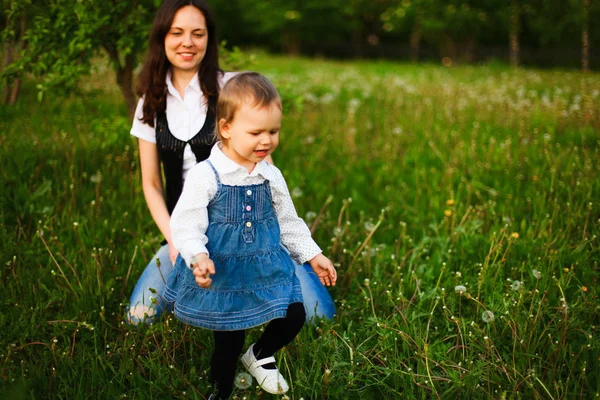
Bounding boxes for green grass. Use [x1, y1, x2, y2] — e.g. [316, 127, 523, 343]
[1, 55, 599, 399]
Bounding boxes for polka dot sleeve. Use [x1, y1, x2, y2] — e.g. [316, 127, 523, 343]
[170, 162, 218, 267]
[269, 166, 322, 264]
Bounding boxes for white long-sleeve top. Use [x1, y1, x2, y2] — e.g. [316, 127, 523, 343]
[170, 143, 322, 267]
[130, 71, 237, 180]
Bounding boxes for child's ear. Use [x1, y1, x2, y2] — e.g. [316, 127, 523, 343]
[219, 118, 231, 140]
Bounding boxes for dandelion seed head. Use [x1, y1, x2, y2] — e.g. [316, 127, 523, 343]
[532, 269, 542, 279]
[511, 280, 521, 291]
[305, 211, 317, 222]
[455, 285, 467, 294]
[234, 372, 253, 389]
[291, 187, 303, 198]
[482, 311, 495, 323]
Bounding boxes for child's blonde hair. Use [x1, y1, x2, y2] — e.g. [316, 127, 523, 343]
[215, 72, 282, 142]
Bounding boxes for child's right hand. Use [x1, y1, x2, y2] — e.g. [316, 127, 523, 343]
[308, 253, 337, 287]
[191, 253, 215, 288]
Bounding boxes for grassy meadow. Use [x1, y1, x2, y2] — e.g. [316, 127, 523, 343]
[1, 55, 599, 399]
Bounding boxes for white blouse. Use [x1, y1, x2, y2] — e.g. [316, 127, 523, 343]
[170, 143, 322, 267]
[130, 71, 237, 179]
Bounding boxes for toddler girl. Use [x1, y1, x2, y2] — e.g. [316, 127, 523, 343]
[165, 72, 337, 398]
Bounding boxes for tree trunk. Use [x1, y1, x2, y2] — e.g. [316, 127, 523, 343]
[441, 34, 456, 63]
[411, 7, 423, 63]
[350, 28, 363, 58]
[116, 53, 136, 118]
[3, 12, 26, 105]
[510, 0, 520, 67]
[410, 26, 421, 63]
[3, 41, 14, 104]
[582, 0, 590, 73]
[464, 38, 474, 64]
[9, 78, 21, 105]
[104, 44, 136, 117]
[281, 32, 300, 56]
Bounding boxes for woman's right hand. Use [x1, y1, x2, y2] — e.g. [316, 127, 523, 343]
[191, 253, 215, 288]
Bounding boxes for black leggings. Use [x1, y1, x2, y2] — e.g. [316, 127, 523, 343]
[210, 302, 306, 398]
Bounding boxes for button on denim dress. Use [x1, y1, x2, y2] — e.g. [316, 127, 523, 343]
[164, 161, 303, 331]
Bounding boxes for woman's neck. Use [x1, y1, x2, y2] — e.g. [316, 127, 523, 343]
[171, 69, 199, 99]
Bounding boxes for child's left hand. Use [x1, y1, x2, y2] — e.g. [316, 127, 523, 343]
[308, 253, 337, 287]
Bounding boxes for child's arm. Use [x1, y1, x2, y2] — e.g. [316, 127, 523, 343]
[170, 162, 217, 268]
[269, 166, 337, 286]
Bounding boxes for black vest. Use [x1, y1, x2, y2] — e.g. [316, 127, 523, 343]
[156, 101, 216, 215]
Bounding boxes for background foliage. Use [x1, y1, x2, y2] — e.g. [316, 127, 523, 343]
[1, 0, 599, 110]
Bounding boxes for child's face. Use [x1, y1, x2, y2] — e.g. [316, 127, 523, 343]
[220, 101, 281, 171]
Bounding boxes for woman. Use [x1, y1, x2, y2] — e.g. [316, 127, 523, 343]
[127, 0, 335, 325]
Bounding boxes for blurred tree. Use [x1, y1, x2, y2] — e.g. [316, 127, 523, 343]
[524, 0, 577, 47]
[509, 0, 521, 67]
[88, 0, 158, 115]
[380, 0, 445, 62]
[227, 0, 360, 55]
[1, 0, 28, 104]
[1, 0, 158, 114]
[523, 0, 599, 69]
[381, 0, 491, 64]
[581, 0, 590, 72]
[487, 0, 521, 67]
[1, 0, 597, 103]
[439, 1, 491, 63]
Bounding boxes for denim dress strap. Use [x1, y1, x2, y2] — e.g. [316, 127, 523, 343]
[205, 160, 222, 205]
[205, 160, 222, 188]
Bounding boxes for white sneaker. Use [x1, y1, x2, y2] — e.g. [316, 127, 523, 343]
[241, 344, 289, 394]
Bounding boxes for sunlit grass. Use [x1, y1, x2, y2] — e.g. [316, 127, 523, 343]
[1, 55, 599, 399]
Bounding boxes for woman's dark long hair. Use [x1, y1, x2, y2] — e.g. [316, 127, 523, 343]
[136, 0, 221, 126]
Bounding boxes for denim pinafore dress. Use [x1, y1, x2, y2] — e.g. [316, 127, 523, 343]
[164, 161, 303, 331]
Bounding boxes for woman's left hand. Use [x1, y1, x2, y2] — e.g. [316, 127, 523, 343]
[308, 254, 337, 287]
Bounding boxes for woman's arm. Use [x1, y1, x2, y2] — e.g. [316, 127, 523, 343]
[138, 138, 178, 262]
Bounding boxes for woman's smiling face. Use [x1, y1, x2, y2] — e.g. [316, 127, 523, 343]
[164, 5, 208, 77]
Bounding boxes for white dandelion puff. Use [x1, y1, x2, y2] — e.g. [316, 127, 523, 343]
[234, 372, 253, 389]
[291, 187, 303, 198]
[482, 311, 495, 323]
[511, 280, 521, 291]
[90, 171, 103, 183]
[305, 211, 317, 222]
[532, 269, 542, 279]
[454, 285, 467, 294]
